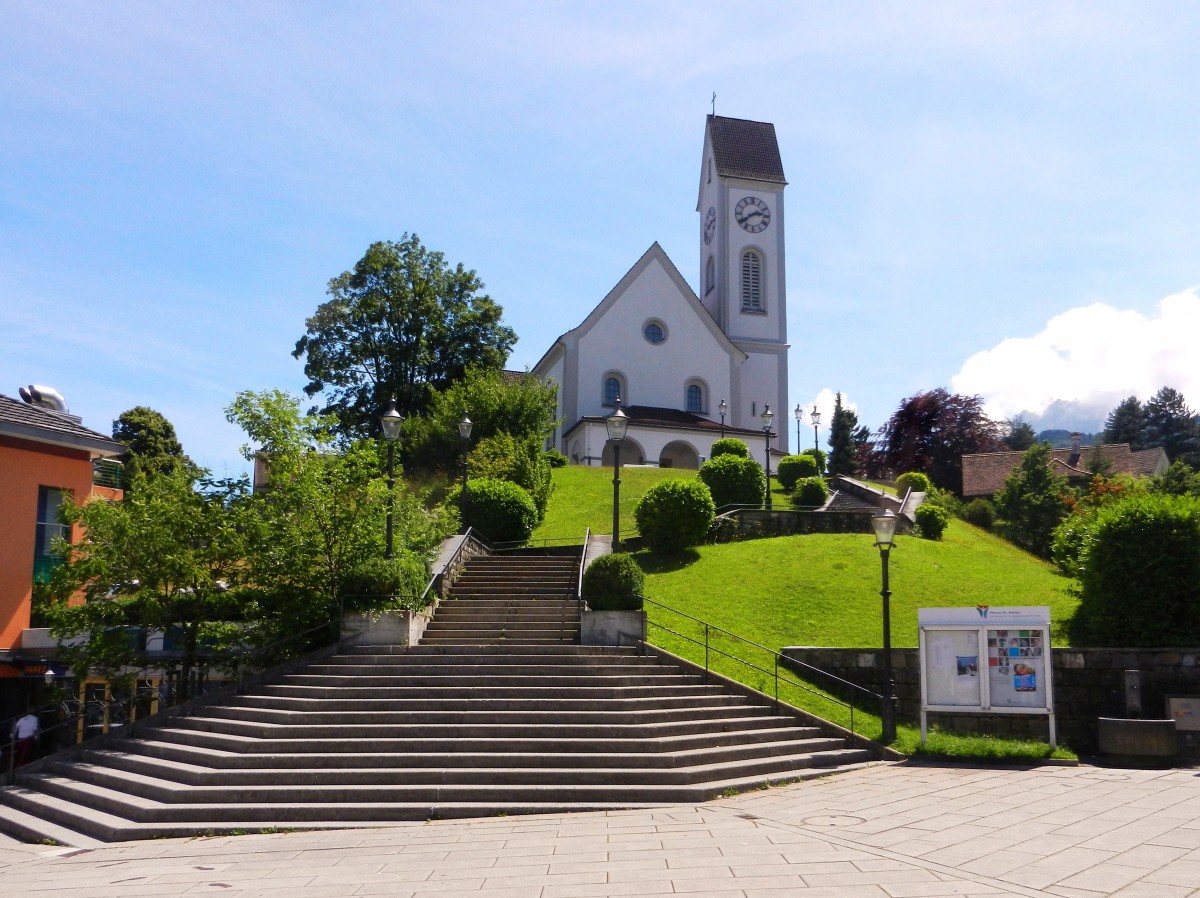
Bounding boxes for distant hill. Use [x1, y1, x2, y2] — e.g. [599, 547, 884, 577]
[1036, 429, 1097, 448]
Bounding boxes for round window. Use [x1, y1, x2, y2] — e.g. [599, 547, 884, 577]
[643, 321, 667, 345]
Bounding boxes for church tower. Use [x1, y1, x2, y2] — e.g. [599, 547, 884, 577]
[696, 115, 790, 444]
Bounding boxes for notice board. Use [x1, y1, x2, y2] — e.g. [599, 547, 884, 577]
[918, 606, 1055, 747]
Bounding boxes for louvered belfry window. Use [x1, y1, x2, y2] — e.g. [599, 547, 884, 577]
[740, 250, 762, 311]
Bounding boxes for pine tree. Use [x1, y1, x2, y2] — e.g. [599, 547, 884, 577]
[1102, 396, 1146, 449]
[827, 392, 858, 477]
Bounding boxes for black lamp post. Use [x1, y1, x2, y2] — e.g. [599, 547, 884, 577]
[761, 404, 774, 510]
[380, 397, 404, 560]
[872, 508, 899, 744]
[810, 404, 821, 457]
[458, 412, 472, 532]
[793, 402, 803, 453]
[606, 397, 628, 552]
[718, 398, 727, 439]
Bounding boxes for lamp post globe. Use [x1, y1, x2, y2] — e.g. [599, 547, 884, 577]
[606, 398, 629, 552]
[458, 412, 473, 533]
[380, 397, 404, 560]
[810, 404, 821, 458]
[871, 508, 899, 743]
[761, 404, 774, 510]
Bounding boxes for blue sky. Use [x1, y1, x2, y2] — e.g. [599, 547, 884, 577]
[3, 2, 1198, 474]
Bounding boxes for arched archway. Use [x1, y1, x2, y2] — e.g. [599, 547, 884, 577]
[659, 441, 700, 470]
[601, 437, 646, 467]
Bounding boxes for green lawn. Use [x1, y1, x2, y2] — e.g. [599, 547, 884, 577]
[532, 465, 692, 542]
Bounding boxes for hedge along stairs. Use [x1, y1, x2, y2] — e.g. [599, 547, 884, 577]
[0, 549, 884, 847]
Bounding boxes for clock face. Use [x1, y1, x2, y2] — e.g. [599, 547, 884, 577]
[703, 207, 716, 245]
[735, 196, 771, 233]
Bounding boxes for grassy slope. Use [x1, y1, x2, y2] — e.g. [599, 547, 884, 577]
[532, 465, 691, 541]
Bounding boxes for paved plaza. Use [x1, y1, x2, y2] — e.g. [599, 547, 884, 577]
[1, 762, 1197, 897]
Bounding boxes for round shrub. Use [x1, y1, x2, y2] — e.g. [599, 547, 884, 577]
[791, 476, 829, 508]
[960, 498, 997, 531]
[581, 553, 644, 610]
[634, 478, 716, 552]
[339, 552, 429, 612]
[698, 454, 766, 509]
[544, 449, 568, 468]
[915, 503, 951, 539]
[449, 477, 538, 544]
[776, 454, 817, 491]
[1076, 494, 1200, 646]
[895, 471, 933, 496]
[709, 438, 749, 459]
[800, 448, 827, 475]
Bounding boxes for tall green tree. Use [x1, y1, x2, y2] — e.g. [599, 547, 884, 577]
[293, 235, 517, 437]
[1003, 418, 1037, 452]
[111, 406, 196, 489]
[1144, 386, 1199, 464]
[993, 442, 1072, 558]
[827, 392, 858, 477]
[1102, 395, 1146, 448]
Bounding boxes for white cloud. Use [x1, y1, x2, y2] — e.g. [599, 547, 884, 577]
[951, 288, 1200, 425]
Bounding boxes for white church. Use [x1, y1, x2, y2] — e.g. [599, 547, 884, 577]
[532, 114, 791, 469]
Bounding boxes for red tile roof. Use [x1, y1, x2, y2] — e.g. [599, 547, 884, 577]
[961, 444, 1169, 498]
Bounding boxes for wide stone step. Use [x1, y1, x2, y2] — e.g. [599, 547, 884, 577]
[278, 673, 705, 689]
[110, 731, 842, 770]
[168, 712, 798, 740]
[233, 692, 751, 712]
[138, 722, 814, 756]
[261, 683, 721, 699]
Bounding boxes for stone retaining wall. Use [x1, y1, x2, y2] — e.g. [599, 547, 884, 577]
[782, 645, 1200, 756]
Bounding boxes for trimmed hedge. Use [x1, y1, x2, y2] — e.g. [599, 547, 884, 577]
[709, 438, 749, 459]
[915, 503, 951, 539]
[777, 454, 817, 490]
[895, 471, 932, 496]
[790, 477, 829, 509]
[634, 478, 716, 552]
[698, 454, 766, 509]
[449, 477, 538, 544]
[581, 553, 644, 610]
[961, 498, 997, 531]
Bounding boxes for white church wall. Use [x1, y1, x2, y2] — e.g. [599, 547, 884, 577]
[723, 186, 786, 346]
[575, 257, 731, 420]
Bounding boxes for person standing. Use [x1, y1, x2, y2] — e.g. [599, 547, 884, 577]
[10, 709, 39, 768]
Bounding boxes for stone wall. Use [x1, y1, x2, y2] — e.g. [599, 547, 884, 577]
[782, 645, 1200, 757]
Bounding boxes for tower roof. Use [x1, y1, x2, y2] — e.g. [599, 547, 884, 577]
[707, 115, 787, 184]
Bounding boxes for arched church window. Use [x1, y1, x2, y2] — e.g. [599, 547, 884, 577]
[740, 250, 763, 312]
[705, 256, 715, 294]
[686, 382, 704, 414]
[603, 375, 624, 407]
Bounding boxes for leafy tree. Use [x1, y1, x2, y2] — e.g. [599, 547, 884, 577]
[1144, 387, 1199, 463]
[993, 442, 1072, 558]
[1151, 459, 1200, 497]
[293, 235, 517, 437]
[1003, 418, 1037, 452]
[226, 389, 448, 645]
[1102, 396, 1146, 448]
[111, 406, 196, 489]
[827, 392, 859, 477]
[43, 468, 250, 694]
[468, 432, 553, 522]
[875, 389, 1003, 494]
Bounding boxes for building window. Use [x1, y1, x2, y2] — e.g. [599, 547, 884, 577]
[643, 320, 667, 345]
[686, 382, 704, 414]
[705, 256, 715, 294]
[603, 374, 625, 407]
[740, 250, 763, 312]
[34, 486, 68, 584]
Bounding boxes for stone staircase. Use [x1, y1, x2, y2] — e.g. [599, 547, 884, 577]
[0, 549, 882, 846]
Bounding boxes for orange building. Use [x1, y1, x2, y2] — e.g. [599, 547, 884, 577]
[0, 391, 124, 712]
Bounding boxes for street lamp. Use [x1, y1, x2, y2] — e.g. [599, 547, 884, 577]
[871, 508, 900, 744]
[810, 404, 821, 457]
[380, 397, 404, 559]
[458, 412, 473, 532]
[606, 397, 629, 552]
[793, 402, 803, 453]
[761, 404, 774, 510]
[718, 398, 727, 439]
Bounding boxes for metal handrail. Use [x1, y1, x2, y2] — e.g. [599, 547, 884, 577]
[638, 596, 885, 738]
[576, 528, 591, 600]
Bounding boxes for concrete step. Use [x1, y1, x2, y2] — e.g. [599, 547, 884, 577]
[231, 693, 755, 713]
[260, 683, 722, 699]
